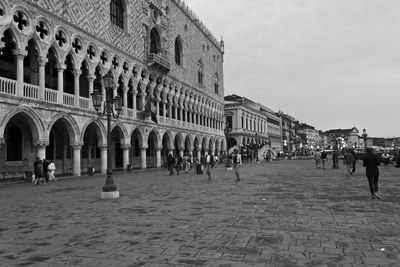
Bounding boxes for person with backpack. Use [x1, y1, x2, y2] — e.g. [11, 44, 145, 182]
[233, 149, 242, 181]
[321, 150, 328, 169]
[205, 152, 214, 181]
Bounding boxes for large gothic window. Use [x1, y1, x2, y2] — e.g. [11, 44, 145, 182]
[214, 72, 219, 94]
[175, 37, 182, 65]
[110, 0, 124, 29]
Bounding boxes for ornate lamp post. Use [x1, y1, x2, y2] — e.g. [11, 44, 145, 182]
[362, 128, 368, 149]
[91, 73, 123, 199]
[224, 126, 232, 170]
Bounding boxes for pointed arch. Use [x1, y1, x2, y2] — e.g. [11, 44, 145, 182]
[47, 111, 80, 145]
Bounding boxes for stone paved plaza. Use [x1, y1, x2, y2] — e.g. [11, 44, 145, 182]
[0, 159, 400, 266]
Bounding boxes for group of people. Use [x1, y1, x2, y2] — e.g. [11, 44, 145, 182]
[314, 148, 382, 200]
[166, 149, 243, 182]
[33, 157, 56, 185]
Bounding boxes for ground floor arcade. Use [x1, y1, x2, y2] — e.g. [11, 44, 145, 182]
[0, 105, 225, 178]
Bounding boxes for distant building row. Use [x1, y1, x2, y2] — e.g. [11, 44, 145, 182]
[224, 94, 399, 155]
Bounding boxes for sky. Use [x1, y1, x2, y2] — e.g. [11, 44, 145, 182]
[184, 0, 400, 138]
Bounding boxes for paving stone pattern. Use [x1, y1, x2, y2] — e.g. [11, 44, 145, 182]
[0, 160, 400, 266]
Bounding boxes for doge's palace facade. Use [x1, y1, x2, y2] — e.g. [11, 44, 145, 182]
[0, 0, 225, 177]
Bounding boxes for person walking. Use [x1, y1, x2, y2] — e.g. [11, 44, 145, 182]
[176, 154, 183, 175]
[314, 149, 322, 169]
[33, 157, 44, 186]
[363, 147, 381, 199]
[42, 159, 50, 183]
[350, 149, 357, 173]
[321, 150, 328, 169]
[233, 149, 242, 181]
[343, 149, 355, 175]
[332, 150, 339, 169]
[48, 161, 56, 181]
[205, 152, 214, 181]
[167, 153, 175, 175]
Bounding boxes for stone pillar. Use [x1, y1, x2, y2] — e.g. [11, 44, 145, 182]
[72, 144, 82, 177]
[57, 63, 65, 104]
[87, 74, 96, 110]
[73, 69, 81, 107]
[101, 80, 106, 108]
[162, 99, 167, 118]
[174, 105, 178, 120]
[100, 145, 107, 174]
[122, 144, 130, 170]
[140, 145, 148, 169]
[179, 149, 184, 158]
[188, 147, 193, 158]
[179, 105, 183, 121]
[155, 98, 160, 117]
[13, 50, 26, 97]
[132, 89, 137, 110]
[156, 148, 162, 168]
[122, 85, 128, 117]
[34, 141, 47, 160]
[38, 57, 48, 100]
[169, 149, 174, 156]
[168, 101, 172, 118]
[196, 149, 201, 161]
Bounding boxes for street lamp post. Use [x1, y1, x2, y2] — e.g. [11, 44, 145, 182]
[91, 73, 123, 199]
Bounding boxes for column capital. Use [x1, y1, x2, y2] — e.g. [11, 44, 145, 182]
[141, 144, 148, 150]
[121, 144, 131, 150]
[57, 63, 66, 70]
[12, 48, 27, 57]
[99, 144, 108, 150]
[33, 140, 49, 147]
[87, 74, 96, 82]
[71, 143, 83, 150]
[38, 57, 48, 67]
[73, 69, 82, 77]
[122, 85, 128, 92]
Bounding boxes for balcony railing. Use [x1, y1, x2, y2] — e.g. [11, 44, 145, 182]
[147, 53, 170, 72]
[63, 93, 75, 106]
[44, 88, 57, 103]
[23, 83, 39, 99]
[0, 77, 16, 95]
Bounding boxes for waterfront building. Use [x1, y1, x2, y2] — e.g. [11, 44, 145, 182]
[0, 0, 225, 178]
[324, 127, 360, 149]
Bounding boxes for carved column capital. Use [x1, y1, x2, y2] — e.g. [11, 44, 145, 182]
[33, 140, 49, 147]
[38, 57, 48, 67]
[121, 144, 131, 150]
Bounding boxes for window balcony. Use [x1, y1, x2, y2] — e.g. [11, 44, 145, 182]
[147, 53, 170, 72]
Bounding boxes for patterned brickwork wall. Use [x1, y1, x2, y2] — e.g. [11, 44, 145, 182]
[168, 1, 224, 102]
[16, 0, 144, 59]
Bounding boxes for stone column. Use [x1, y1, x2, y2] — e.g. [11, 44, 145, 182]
[174, 105, 178, 120]
[34, 141, 48, 160]
[73, 69, 81, 107]
[122, 85, 128, 117]
[57, 63, 66, 104]
[188, 147, 194, 158]
[100, 145, 107, 174]
[196, 148, 201, 161]
[132, 89, 137, 110]
[155, 98, 160, 117]
[72, 144, 82, 177]
[179, 149, 184, 158]
[87, 74, 96, 110]
[169, 149, 174, 156]
[140, 145, 148, 169]
[156, 147, 162, 168]
[38, 57, 48, 100]
[122, 144, 130, 170]
[12, 49, 27, 97]
[162, 99, 167, 118]
[168, 101, 172, 118]
[179, 105, 183, 121]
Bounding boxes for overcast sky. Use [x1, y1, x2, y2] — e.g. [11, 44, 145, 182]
[184, 0, 400, 138]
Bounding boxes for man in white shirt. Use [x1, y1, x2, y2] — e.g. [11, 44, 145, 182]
[205, 152, 214, 181]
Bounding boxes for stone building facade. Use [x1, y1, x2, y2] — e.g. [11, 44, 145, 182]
[0, 0, 225, 177]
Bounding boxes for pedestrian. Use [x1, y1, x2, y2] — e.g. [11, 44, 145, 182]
[205, 152, 214, 181]
[314, 149, 322, 169]
[43, 159, 50, 183]
[343, 149, 355, 175]
[321, 150, 328, 169]
[363, 147, 381, 199]
[167, 153, 175, 175]
[382, 152, 390, 166]
[233, 149, 242, 181]
[48, 161, 56, 181]
[332, 150, 339, 169]
[176, 154, 182, 175]
[33, 157, 44, 186]
[351, 149, 357, 173]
